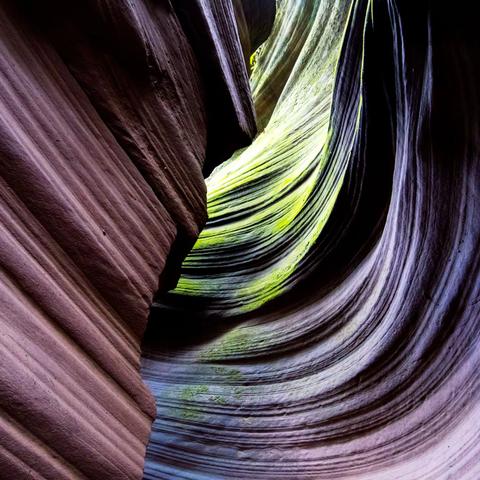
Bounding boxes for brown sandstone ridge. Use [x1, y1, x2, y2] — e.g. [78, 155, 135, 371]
[0, 1, 274, 478]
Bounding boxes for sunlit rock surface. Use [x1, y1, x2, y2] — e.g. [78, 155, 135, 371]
[143, 0, 480, 479]
[0, 1, 259, 478]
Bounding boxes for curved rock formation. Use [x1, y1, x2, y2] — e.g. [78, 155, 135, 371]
[143, 0, 480, 479]
[2, 0, 479, 478]
[0, 0, 266, 478]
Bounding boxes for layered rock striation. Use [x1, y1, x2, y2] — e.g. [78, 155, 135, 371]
[143, 0, 480, 479]
[2, 0, 479, 478]
[0, 1, 268, 478]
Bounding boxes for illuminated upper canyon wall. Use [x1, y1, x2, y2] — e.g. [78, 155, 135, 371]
[143, 0, 480, 479]
[0, 1, 273, 478]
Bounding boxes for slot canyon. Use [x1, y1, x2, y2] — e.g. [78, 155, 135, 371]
[1, 1, 479, 479]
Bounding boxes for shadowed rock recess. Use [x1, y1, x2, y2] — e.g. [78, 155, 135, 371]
[1, 1, 479, 480]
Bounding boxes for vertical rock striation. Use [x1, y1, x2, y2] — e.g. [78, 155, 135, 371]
[171, 0, 259, 176]
[0, 0, 263, 478]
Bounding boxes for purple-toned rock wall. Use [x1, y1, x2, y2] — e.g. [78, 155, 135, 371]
[141, 1, 480, 479]
[0, 1, 267, 478]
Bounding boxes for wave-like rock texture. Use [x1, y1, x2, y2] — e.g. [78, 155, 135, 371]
[143, 0, 480, 478]
[0, 0, 263, 478]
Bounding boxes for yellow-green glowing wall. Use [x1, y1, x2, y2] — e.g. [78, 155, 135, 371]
[173, 0, 358, 315]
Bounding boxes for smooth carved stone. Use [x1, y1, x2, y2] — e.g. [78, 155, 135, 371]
[171, 0, 259, 176]
[10, 0, 263, 286]
[0, 0, 258, 479]
[143, 0, 480, 479]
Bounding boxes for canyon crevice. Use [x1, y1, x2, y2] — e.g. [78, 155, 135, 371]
[2, 1, 480, 479]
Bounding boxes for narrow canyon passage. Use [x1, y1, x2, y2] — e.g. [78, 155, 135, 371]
[142, 1, 480, 479]
[1, 0, 479, 479]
